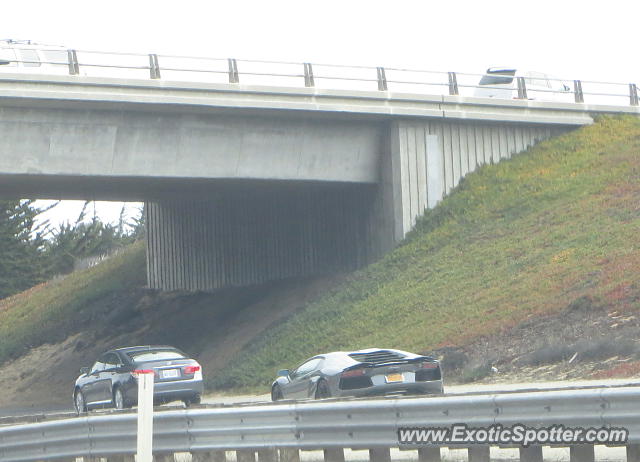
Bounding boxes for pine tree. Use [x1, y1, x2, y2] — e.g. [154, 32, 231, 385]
[0, 200, 48, 299]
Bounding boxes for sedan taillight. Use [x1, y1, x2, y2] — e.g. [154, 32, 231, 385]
[132, 369, 158, 380]
[341, 368, 366, 378]
[183, 365, 201, 375]
[133, 369, 155, 375]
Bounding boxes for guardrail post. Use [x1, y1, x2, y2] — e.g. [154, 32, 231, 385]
[67, 49, 79, 75]
[376, 67, 388, 91]
[519, 445, 543, 462]
[628, 444, 640, 462]
[304, 63, 315, 87]
[468, 446, 490, 462]
[630, 83, 639, 106]
[573, 80, 584, 103]
[228, 58, 239, 83]
[192, 451, 227, 462]
[323, 448, 345, 462]
[516, 76, 528, 99]
[155, 454, 175, 462]
[369, 448, 391, 462]
[137, 370, 154, 462]
[257, 448, 278, 462]
[149, 54, 161, 79]
[106, 456, 135, 462]
[569, 445, 594, 462]
[279, 449, 300, 462]
[417, 447, 441, 462]
[448, 72, 459, 96]
[236, 450, 256, 462]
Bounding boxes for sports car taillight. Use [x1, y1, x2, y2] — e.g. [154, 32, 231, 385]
[341, 368, 366, 378]
[421, 362, 438, 369]
[183, 365, 201, 375]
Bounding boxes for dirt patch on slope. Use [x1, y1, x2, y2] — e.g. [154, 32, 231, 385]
[435, 295, 640, 384]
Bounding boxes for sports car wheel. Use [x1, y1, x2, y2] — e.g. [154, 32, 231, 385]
[114, 388, 125, 410]
[74, 390, 87, 415]
[315, 380, 331, 399]
[271, 385, 284, 401]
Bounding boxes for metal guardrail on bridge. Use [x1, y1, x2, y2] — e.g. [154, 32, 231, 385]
[1, 386, 640, 462]
[0, 43, 638, 108]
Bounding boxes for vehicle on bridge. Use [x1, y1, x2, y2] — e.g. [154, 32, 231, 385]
[474, 67, 572, 102]
[73, 345, 203, 414]
[271, 348, 443, 401]
[0, 39, 69, 74]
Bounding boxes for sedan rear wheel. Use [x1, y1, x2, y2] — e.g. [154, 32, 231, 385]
[114, 388, 125, 410]
[74, 390, 87, 415]
[183, 395, 201, 407]
[315, 380, 331, 399]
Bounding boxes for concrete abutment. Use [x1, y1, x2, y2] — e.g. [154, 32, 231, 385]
[146, 120, 570, 291]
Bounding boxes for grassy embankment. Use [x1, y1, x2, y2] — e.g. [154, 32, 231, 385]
[211, 116, 640, 390]
[0, 241, 146, 364]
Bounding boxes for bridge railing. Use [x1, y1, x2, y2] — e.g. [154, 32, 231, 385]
[1, 386, 640, 462]
[1, 44, 638, 107]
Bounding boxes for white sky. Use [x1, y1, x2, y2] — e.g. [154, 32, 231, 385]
[3, 0, 638, 229]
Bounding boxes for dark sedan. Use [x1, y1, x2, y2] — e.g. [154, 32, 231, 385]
[271, 348, 443, 401]
[73, 345, 203, 414]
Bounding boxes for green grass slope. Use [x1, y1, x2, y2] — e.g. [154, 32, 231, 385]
[0, 241, 147, 364]
[212, 116, 640, 390]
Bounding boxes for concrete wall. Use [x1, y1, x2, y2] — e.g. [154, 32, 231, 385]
[146, 183, 377, 291]
[381, 120, 569, 246]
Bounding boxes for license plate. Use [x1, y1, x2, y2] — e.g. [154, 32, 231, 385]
[385, 373, 403, 383]
[161, 369, 179, 379]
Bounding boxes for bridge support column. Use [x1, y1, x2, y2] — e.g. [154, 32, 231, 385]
[378, 120, 567, 250]
[375, 122, 444, 254]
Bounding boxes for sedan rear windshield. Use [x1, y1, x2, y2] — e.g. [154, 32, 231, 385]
[128, 350, 186, 362]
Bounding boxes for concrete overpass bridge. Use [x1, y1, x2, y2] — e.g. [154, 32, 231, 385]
[0, 63, 638, 291]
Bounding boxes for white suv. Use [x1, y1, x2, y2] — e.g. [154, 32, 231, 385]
[474, 67, 573, 102]
[0, 39, 69, 75]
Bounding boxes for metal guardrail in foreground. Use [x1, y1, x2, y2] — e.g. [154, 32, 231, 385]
[1, 387, 640, 462]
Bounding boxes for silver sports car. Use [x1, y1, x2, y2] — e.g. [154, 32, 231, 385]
[271, 348, 443, 401]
